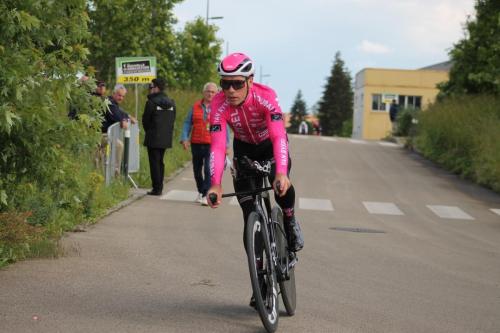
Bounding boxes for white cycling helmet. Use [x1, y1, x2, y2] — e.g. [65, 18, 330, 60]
[217, 52, 255, 77]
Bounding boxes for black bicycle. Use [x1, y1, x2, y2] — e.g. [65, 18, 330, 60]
[209, 158, 297, 333]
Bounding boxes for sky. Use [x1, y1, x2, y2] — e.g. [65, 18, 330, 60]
[173, 0, 475, 113]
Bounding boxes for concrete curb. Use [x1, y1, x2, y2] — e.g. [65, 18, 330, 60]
[105, 160, 192, 216]
[72, 161, 192, 232]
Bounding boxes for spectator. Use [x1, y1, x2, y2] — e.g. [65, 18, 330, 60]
[312, 120, 321, 136]
[68, 75, 94, 120]
[93, 80, 107, 98]
[298, 120, 308, 135]
[180, 82, 229, 205]
[102, 84, 137, 175]
[389, 99, 399, 134]
[142, 78, 176, 196]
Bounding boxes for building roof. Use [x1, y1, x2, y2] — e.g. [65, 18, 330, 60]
[419, 61, 453, 71]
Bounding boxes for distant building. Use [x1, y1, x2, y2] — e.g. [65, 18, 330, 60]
[352, 63, 450, 140]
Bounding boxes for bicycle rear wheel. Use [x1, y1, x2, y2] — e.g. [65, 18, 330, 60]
[245, 211, 279, 333]
[272, 206, 297, 316]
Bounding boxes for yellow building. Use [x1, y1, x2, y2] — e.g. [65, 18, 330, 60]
[353, 63, 450, 140]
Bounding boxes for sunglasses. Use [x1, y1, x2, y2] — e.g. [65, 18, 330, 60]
[149, 85, 155, 90]
[220, 79, 246, 91]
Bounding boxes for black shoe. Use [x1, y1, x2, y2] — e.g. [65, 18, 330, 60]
[286, 217, 304, 252]
[147, 190, 162, 196]
[249, 295, 256, 308]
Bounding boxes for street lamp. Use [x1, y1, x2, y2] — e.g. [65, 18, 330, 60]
[206, 0, 223, 24]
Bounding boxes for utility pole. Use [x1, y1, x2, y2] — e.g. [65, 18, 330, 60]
[206, 0, 223, 24]
[259, 65, 271, 83]
[206, 0, 209, 24]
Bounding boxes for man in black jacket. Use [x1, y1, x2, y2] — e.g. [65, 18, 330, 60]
[142, 78, 176, 195]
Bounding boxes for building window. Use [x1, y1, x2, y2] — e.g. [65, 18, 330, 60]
[371, 94, 386, 111]
[398, 95, 423, 109]
[415, 96, 422, 109]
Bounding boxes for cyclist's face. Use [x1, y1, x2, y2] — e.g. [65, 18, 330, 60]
[221, 75, 252, 106]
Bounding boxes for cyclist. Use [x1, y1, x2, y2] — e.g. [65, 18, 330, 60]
[207, 52, 304, 255]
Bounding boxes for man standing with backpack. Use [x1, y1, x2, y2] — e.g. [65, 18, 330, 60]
[142, 78, 176, 196]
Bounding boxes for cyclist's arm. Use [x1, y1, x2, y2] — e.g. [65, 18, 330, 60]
[265, 91, 289, 175]
[263, 90, 290, 196]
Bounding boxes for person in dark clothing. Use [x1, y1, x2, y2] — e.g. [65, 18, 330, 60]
[389, 99, 399, 134]
[142, 78, 176, 196]
[93, 80, 107, 99]
[102, 84, 132, 133]
[101, 84, 137, 174]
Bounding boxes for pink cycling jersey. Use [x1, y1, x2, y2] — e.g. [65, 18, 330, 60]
[210, 82, 288, 185]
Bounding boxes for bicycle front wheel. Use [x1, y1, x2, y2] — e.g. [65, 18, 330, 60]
[272, 206, 297, 316]
[245, 211, 279, 333]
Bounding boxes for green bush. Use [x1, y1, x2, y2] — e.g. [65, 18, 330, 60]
[396, 107, 419, 137]
[414, 95, 500, 192]
[340, 118, 353, 137]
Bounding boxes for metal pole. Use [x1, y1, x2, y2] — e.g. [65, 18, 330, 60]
[123, 124, 130, 178]
[134, 83, 139, 119]
[206, 0, 209, 24]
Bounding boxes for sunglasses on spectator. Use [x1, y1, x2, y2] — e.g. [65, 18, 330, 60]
[149, 85, 155, 90]
[220, 79, 246, 91]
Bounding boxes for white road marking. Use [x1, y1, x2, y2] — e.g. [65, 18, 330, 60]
[321, 137, 338, 142]
[293, 135, 309, 139]
[363, 202, 404, 215]
[491, 209, 500, 216]
[181, 177, 195, 182]
[299, 198, 334, 211]
[160, 190, 199, 202]
[348, 139, 367, 144]
[378, 142, 401, 147]
[427, 205, 475, 220]
[229, 197, 239, 206]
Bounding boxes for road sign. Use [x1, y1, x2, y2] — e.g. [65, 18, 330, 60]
[115, 57, 156, 84]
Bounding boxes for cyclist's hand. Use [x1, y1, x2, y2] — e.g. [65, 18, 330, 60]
[273, 173, 291, 197]
[207, 185, 222, 208]
[181, 140, 190, 150]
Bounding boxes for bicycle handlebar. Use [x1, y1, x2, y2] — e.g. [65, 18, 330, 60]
[208, 181, 281, 206]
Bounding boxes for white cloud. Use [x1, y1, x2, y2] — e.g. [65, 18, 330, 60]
[358, 40, 391, 54]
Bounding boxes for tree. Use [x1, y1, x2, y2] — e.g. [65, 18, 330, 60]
[317, 52, 353, 136]
[0, 0, 101, 211]
[289, 90, 308, 133]
[439, 0, 500, 96]
[87, 0, 182, 85]
[174, 18, 222, 90]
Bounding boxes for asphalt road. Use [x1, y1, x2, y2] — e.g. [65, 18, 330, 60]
[1, 135, 499, 333]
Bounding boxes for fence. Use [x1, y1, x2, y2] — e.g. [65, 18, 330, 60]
[103, 121, 140, 187]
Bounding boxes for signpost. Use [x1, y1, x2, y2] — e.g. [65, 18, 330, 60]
[115, 56, 156, 186]
[115, 56, 157, 118]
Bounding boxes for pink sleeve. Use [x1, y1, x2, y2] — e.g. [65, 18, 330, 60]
[209, 98, 228, 185]
[265, 90, 289, 174]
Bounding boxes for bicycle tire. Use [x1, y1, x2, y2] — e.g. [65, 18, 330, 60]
[272, 206, 297, 316]
[245, 211, 279, 333]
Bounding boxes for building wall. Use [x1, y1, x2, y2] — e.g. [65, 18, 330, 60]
[353, 68, 449, 140]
